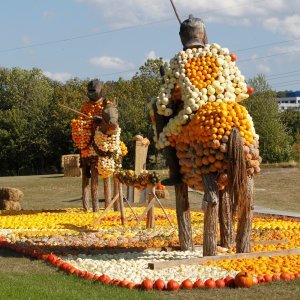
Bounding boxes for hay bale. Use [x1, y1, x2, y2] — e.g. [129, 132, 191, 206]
[0, 200, 21, 210]
[61, 154, 81, 177]
[0, 187, 23, 202]
[0, 187, 23, 210]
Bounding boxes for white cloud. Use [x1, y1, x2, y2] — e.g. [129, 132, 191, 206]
[146, 50, 157, 60]
[256, 64, 271, 74]
[89, 56, 134, 70]
[78, 0, 299, 38]
[43, 71, 73, 82]
[20, 35, 31, 46]
[263, 14, 300, 38]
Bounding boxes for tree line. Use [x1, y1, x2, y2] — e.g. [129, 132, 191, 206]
[0, 62, 299, 176]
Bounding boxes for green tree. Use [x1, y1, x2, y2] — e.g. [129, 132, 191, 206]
[245, 74, 292, 163]
[280, 110, 300, 141]
[0, 67, 54, 174]
[47, 78, 88, 170]
[105, 58, 164, 168]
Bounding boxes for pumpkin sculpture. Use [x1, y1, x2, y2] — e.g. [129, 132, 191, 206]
[150, 43, 261, 192]
[71, 79, 126, 212]
[150, 15, 260, 254]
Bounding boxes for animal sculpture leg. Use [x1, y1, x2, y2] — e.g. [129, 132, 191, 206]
[91, 162, 99, 212]
[82, 172, 90, 211]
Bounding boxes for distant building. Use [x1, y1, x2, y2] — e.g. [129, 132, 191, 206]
[277, 91, 300, 111]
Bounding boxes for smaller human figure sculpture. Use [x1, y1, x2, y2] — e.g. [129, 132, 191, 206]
[72, 79, 104, 212]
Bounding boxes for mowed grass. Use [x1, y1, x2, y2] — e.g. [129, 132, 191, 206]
[1, 167, 299, 212]
[0, 167, 300, 299]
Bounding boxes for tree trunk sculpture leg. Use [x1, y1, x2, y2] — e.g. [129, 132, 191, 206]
[236, 175, 254, 253]
[202, 174, 219, 256]
[91, 162, 99, 212]
[175, 182, 194, 251]
[103, 176, 111, 209]
[219, 188, 234, 249]
[113, 177, 120, 211]
[82, 173, 89, 212]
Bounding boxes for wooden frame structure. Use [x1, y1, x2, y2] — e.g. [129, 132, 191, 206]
[92, 181, 174, 229]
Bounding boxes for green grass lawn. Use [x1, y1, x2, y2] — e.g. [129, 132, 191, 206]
[0, 168, 300, 299]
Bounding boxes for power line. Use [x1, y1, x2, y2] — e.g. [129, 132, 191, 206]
[267, 73, 300, 81]
[271, 79, 300, 88]
[266, 69, 300, 79]
[238, 48, 300, 63]
[234, 37, 300, 53]
[0, 0, 266, 53]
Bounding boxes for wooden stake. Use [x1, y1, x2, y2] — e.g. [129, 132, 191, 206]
[136, 197, 156, 226]
[154, 194, 174, 227]
[119, 183, 125, 225]
[91, 193, 119, 226]
[146, 187, 155, 228]
[113, 176, 120, 211]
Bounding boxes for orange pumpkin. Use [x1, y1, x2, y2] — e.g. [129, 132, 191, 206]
[181, 278, 193, 289]
[234, 272, 254, 288]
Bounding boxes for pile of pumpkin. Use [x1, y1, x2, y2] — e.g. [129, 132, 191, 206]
[174, 101, 261, 191]
[71, 100, 127, 177]
[150, 43, 260, 191]
[0, 237, 299, 291]
[114, 170, 160, 189]
[71, 101, 103, 158]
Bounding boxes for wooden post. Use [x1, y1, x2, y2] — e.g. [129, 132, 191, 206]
[175, 181, 194, 251]
[219, 188, 234, 249]
[146, 187, 155, 228]
[91, 162, 99, 212]
[113, 176, 120, 211]
[236, 175, 254, 253]
[133, 139, 149, 203]
[202, 174, 219, 256]
[119, 183, 125, 225]
[103, 176, 111, 208]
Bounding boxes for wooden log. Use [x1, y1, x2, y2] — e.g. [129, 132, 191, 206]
[146, 187, 155, 228]
[148, 247, 300, 270]
[91, 162, 99, 212]
[133, 140, 149, 203]
[154, 194, 174, 228]
[219, 188, 234, 249]
[113, 176, 120, 212]
[103, 177, 111, 209]
[236, 175, 254, 253]
[202, 173, 219, 256]
[136, 197, 156, 226]
[119, 183, 125, 225]
[82, 172, 89, 212]
[175, 181, 194, 251]
[91, 193, 119, 226]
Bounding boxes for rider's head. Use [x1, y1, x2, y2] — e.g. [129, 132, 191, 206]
[87, 79, 103, 102]
[179, 15, 208, 50]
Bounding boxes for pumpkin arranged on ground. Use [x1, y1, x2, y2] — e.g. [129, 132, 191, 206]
[234, 271, 254, 288]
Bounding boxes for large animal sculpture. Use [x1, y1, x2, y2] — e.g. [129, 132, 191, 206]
[150, 13, 261, 255]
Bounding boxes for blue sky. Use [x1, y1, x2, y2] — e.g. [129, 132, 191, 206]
[1, 0, 300, 91]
